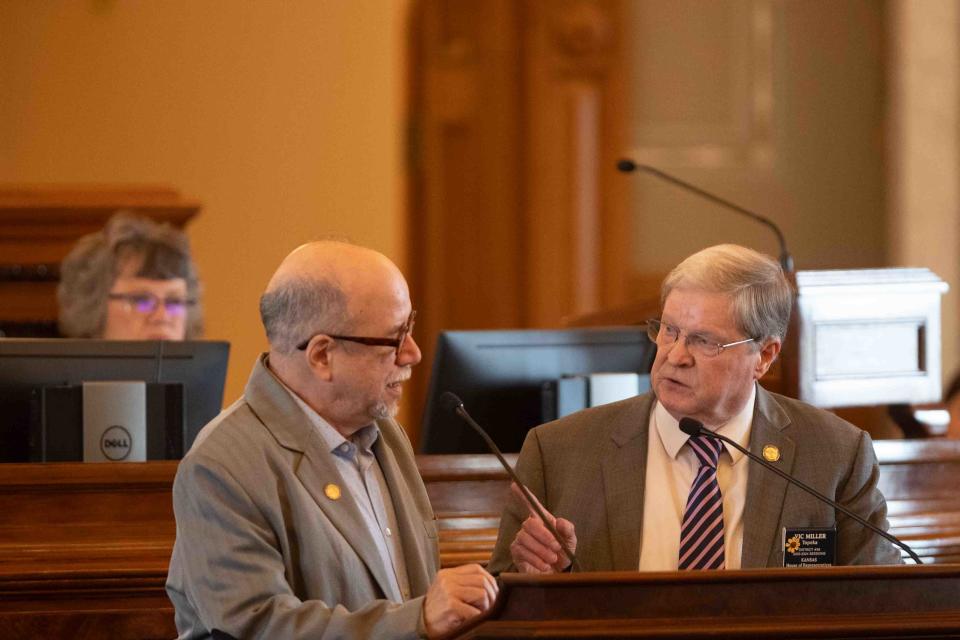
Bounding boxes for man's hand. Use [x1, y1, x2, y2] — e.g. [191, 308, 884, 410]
[508, 482, 577, 573]
[423, 563, 498, 639]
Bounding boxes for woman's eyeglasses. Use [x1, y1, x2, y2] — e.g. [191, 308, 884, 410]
[108, 292, 195, 317]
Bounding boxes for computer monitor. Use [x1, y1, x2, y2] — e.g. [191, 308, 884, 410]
[0, 339, 229, 461]
[419, 327, 656, 454]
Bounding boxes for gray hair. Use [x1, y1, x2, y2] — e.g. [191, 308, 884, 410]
[661, 244, 793, 342]
[57, 212, 204, 338]
[259, 275, 350, 354]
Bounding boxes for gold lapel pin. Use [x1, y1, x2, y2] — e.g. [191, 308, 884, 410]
[762, 445, 781, 462]
[324, 483, 342, 500]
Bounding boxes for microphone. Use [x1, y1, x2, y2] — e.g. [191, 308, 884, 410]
[440, 392, 581, 572]
[616, 159, 794, 273]
[678, 417, 922, 564]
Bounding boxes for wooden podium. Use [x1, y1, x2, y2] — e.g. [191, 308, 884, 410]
[448, 566, 960, 639]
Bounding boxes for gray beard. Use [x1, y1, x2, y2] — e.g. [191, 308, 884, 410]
[368, 400, 396, 421]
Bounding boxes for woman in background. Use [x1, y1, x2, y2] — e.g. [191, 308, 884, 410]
[58, 213, 203, 341]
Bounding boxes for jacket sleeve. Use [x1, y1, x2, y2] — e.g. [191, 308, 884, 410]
[836, 430, 905, 566]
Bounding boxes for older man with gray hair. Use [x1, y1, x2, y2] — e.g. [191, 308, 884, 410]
[489, 243, 902, 574]
[167, 240, 497, 639]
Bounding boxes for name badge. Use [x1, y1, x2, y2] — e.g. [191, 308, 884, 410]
[782, 526, 836, 567]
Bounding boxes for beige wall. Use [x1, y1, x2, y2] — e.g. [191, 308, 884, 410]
[625, 0, 887, 275]
[887, 0, 960, 384]
[0, 1, 411, 404]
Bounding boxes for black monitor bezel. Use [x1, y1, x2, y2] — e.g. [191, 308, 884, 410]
[419, 326, 656, 454]
[0, 338, 230, 457]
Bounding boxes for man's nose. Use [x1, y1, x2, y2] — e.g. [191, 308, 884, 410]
[665, 336, 694, 365]
[397, 334, 422, 366]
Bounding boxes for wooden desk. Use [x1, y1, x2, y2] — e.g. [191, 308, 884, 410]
[0, 456, 513, 639]
[447, 566, 960, 639]
[0, 462, 176, 640]
[876, 439, 960, 563]
[2, 442, 959, 639]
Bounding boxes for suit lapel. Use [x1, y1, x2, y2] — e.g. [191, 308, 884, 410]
[243, 355, 398, 599]
[601, 394, 654, 570]
[296, 433, 399, 599]
[741, 385, 795, 568]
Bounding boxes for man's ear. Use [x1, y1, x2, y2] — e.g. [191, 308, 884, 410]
[304, 335, 335, 382]
[755, 338, 782, 379]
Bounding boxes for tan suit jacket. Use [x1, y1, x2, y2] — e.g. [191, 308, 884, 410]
[166, 355, 439, 639]
[488, 385, 902, 573]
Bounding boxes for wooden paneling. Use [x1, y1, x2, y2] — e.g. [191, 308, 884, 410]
[452, 566, 960, 639]
[0, 461, 177, 574]
[3, 440, 957, 637]
[0, 461, 178, 640]
[523, 0, 630, 326]
[420, 454, 514, 567]
[409, 0, 525, 439]
[0, 456, 515, 639]
[876, 439, 960, 563]
[0, 185, 199, 265]
[408, 0, 629, 443]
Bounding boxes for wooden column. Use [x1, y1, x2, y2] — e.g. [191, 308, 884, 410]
[522, 0, 629, 326]
[407, 0, 629, 444]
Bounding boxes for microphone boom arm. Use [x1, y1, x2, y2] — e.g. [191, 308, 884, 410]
[448, 401, 582, 572]
[617, 159, 794, 273]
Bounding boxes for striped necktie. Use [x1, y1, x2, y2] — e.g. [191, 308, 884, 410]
[678, 434, 725, 570]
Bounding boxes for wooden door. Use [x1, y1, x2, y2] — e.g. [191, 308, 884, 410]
[408, 0, 629, 442]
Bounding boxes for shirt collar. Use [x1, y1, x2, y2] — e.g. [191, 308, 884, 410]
[275, 375, 380, 460]
[653, 383, 757, 466]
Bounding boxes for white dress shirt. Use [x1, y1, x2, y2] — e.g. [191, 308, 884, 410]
[638, 385, 756, 570]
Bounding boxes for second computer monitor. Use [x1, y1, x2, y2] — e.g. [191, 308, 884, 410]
[420, 327, 656, 454]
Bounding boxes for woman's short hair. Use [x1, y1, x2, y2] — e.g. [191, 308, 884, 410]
[661, 244, 794, 342]
[57, 212, 203, 338]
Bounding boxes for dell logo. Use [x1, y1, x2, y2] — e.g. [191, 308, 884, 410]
[100, 425, 133, 461]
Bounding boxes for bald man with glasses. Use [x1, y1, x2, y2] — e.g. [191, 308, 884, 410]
[167, 241, 496, 640]
[488, 244, 902, 575]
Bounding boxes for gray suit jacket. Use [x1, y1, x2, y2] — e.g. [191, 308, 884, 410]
[166, 355, 439, 639]
[487, 385, 902, 573]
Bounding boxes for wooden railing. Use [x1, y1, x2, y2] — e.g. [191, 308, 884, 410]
[418, 454, 514, 567]
[875, 439, 960, 564]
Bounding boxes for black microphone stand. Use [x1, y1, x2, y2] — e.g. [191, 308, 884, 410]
[617, 159, 794, 273]
[442, 392, 582, 572]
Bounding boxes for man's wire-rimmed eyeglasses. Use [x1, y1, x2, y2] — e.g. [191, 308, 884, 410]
[296, 310, 417, 361]
[645, 318, 756, 358]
